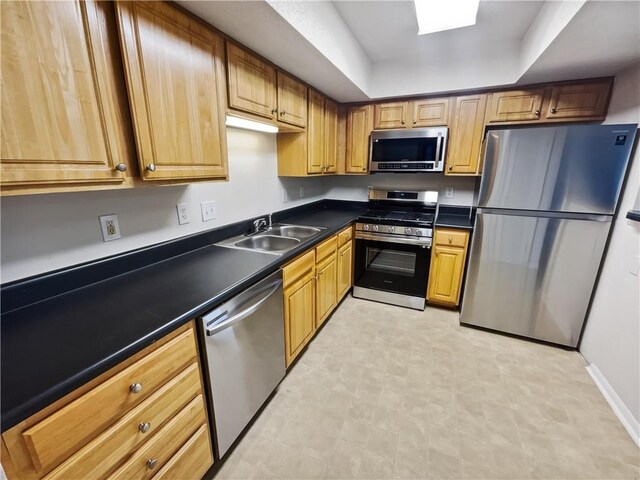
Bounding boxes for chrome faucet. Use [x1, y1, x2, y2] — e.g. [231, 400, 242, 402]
[252, 217, 267, 233]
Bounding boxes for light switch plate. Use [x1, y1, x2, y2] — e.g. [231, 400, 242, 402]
[176, 203, 190, 225]
[201, 201, 216, 222]
[445, 187, 455, 199]
[99, 214, 121, 242]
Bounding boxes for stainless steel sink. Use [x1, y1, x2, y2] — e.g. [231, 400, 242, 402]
[216, 221, 326, 255]
[268, 225, 322, 239]
[234, 235, 300, 252]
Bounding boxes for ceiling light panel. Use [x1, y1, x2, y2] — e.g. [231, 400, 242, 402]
[414, 0, 480, 35]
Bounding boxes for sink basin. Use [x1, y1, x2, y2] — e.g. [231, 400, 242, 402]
[235, 235, 300, 252]
[268, 225, 322, 239]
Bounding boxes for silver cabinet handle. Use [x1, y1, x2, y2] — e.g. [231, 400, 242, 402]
[280, 110, 286, 116]
[271, 108, 278, 115]
[145, 164, 156, 172]
[115, 163, 127, 172]
[130, 383, 143, 394]
[534, 109, 540, 116]
[550, 107, 557, 114]
[147, 459, 157, 470]
[138, 422, 151, 433]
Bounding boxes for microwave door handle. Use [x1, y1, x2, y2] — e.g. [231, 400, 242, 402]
[435, 134, 443, 168]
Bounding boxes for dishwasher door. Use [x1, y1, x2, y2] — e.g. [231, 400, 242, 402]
[199, 270, 285, 457]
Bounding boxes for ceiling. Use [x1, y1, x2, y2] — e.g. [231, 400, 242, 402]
[176, 0, 640, 102]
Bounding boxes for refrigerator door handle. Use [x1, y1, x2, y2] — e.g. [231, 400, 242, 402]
[477, 208, 612, 222]
[477, 132, 500, 206]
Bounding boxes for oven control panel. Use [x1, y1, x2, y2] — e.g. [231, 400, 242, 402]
[356, 223, 432, 238]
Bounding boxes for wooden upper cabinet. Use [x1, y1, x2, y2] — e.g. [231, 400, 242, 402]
[485, 89, 545, 123]
[412, 98, 450, 127]
[307, 89, 325, 174]
[445, 94, 487, 175]
[373, 102, 409, 129]
[117, 2, 228, 181]
[277, 72, 307, 128]
[346, 105, 373, 173]
[226, 42, 277, 120]
[324, 99, 339, 173]
[1, 0, 132, 192]
[545, 80, 612, 120]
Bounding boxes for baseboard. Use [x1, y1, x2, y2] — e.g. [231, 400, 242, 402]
[586, 363, 640, 447]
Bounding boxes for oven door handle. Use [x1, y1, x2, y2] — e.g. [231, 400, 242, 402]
[355, 231, 431, 248]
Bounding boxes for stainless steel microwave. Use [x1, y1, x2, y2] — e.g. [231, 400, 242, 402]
[369, 127, 448, 173]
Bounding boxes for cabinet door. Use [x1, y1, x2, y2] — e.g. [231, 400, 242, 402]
[1, 1, 130, 189]
[226, 42, 276, 120]
[373, 102, 409, 129]
[277, 71, 307, 128]
[337, 242, 353, 300]
[446, 94, 487, 175]
[284, 277, 315, 367]
[324, 99, 338, 174]
[316, 256, 337, 328]
[545, 80, 612, 120]
[307, 89, 325, 174]
[485, 89, 545, 123]
[117, 2, 228, 181]
[346, 105, 373, 173]
[412, 98, 450, 127]
[427, 245, 465, 305]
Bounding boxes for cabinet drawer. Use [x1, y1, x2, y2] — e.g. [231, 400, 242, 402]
[151, 424, 213, 480]
[108, 395, 207, 480]
[22, 328, 198, 473]
[44, 363, 202, 480]
[434, 229, 469, 248]
[316, 235, 338, 263]
[337, 227, 352, 247]
[283, 249, 315, 289]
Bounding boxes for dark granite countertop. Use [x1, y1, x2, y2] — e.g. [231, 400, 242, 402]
[1, 202, 364, 430]
[435, 205, 475, 230]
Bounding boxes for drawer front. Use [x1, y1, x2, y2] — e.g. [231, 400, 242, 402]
[337, 227, 352, 247]
[23, 328, 198, 473]
[151, 424, 213, 480]
[44, 363, 202, 480]
[283, 249, 315, 289]
[434, 229, 469, 248]
[315, 235, 337, 263]
[107, 395, 207, 480]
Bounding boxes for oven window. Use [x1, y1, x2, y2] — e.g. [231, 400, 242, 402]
[366, 247, 417, 277]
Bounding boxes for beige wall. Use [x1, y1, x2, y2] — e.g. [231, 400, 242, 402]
[580, 63, 640, 428]
[0, 129, 325, 283]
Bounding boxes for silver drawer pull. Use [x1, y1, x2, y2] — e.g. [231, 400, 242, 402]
[130, 383, 143, 394]
[138, 422, 151, 433]
[147, 458, 157, 470]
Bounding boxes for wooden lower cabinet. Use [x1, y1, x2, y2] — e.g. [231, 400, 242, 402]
[337, 241, 353, 300]
[282, 226, 352, 366]
[427, 229, 470, 307]
[2, 322, 213, 480]
[316, 250, 337, 329]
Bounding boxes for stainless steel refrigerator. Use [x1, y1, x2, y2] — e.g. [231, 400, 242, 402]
[460, 124, 637, 347]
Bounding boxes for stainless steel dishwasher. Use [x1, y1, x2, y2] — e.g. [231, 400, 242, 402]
[199, 270, 285, 457]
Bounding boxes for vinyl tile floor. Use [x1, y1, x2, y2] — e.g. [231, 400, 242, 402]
[214, 296, 639, 480]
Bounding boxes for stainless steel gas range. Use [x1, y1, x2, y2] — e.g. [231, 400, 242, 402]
[353, 189, 437, 310]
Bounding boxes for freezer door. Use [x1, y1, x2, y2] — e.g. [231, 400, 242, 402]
[460, 211, 611, 346]
[479, 124, 637, 214]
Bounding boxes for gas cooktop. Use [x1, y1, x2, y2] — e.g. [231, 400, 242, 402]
[358, 209, 435, 227]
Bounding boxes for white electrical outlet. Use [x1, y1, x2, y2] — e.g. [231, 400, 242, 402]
[201, 201, 216, 222]
[445, 187, 455, 199]
[299, 186, 305, 198]
[99, 214, 121, 242]
[176, 203, 190, 225]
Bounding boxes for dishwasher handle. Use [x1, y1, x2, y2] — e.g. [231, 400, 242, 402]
[203, 278, 282, 336]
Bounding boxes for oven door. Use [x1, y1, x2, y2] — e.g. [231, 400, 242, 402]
[353, 235, 431, 299]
